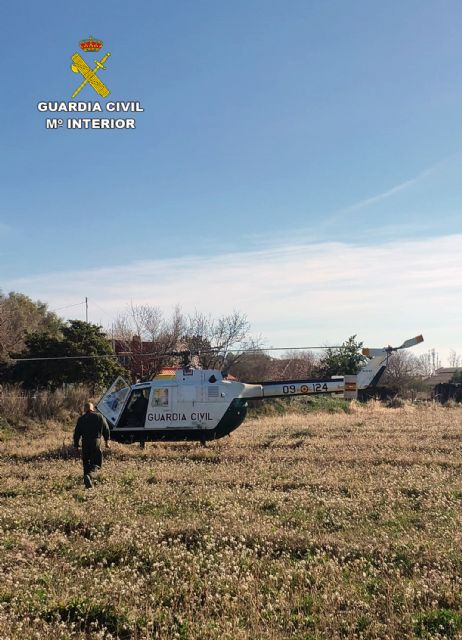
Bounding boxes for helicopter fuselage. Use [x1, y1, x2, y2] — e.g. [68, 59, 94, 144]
[97, 353, 382, 443]
[96, 336, 424, 444]
[98, 370, 258, 443]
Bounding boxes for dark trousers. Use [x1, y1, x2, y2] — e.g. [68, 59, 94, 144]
[81, 438, 103, 476]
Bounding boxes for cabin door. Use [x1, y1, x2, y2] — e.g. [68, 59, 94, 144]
[96, 377, 131, 427]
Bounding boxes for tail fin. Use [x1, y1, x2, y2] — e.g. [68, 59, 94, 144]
[357, 335, 424, 390]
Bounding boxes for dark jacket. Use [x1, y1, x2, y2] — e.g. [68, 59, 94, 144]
[73, 411, 110, 447]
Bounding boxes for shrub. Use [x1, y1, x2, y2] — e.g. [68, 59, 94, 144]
[0, 383, 91, 423]
[386, 396, 406, 409]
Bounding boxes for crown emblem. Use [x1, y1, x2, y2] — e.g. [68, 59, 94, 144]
[79, 36, 103, 53]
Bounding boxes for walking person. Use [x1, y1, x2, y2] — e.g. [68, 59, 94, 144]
[73, 401, 110, 488]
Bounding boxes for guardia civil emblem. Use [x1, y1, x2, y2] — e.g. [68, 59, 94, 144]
[70, 36, 111, 99]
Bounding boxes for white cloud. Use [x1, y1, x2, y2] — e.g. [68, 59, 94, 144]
[5, 234, 462, 363]
[335, 151, 462, 215]
[336, 171, 431, 214]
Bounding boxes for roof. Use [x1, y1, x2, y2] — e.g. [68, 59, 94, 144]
[423, 367, 460, 386]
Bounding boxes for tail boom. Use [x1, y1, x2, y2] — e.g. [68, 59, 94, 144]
[237, 335, 423, 400]
[237, 378, 345, 400]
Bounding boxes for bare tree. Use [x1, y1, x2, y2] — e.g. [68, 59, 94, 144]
[417, 349, 443, 377]
[112, 304, 186, 379]
[449, 350, 461, 369]
[382, 350, 426, 395]
[183, 310, 259, 369]
[224, 350, 273, 381]
[417, 353, 434, 379]
[111, 305, 258, 378]
[267, 350, 318, 381]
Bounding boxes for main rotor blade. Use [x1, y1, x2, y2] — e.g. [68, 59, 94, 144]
[13, 338, 424, 363]
[9, 345, 348, 362]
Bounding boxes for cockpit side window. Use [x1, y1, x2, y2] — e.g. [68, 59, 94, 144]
[151, 388, 169, 407]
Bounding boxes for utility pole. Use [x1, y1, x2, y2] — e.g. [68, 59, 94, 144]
[85, 297, 88, 323]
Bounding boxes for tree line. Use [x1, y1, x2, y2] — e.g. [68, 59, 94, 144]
[0, 290, 457, 395]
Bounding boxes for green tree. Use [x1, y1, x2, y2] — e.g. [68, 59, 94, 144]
[11, 320, 126, 390]
[315, 335, 366, 377]
[0, 291, 62, 360]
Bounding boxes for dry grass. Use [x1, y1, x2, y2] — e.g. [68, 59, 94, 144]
[0, 385, 90, 427]
[1, 403, 462, 638]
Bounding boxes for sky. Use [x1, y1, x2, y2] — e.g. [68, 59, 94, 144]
[1, 1, 462, 362]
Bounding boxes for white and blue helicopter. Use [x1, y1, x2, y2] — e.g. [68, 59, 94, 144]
[97, 335, 423, 444]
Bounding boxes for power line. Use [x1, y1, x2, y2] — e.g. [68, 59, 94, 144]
[228, 346, 344, 353]
[12, 354, 121, 362]
[53, 300, 86, 312]
[11, 345, 348, 363]
[91, 298, 109, 318]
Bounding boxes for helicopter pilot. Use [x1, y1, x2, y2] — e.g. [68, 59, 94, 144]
[126, 389, 149, 428]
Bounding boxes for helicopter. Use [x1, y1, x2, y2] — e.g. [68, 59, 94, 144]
[96, 335, 424, 444]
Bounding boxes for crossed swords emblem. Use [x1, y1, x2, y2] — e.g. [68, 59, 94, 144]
[71, 51, 111, 98]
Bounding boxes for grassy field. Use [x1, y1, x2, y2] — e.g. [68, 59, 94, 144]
[1, 403, 462, 639]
